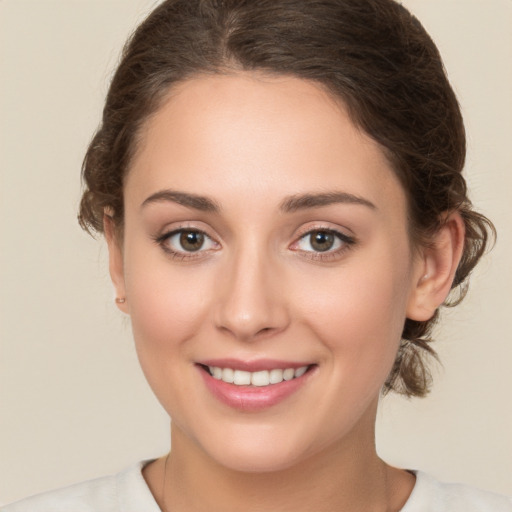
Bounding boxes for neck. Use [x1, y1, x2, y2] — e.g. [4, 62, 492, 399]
[147, 404, 414, 512]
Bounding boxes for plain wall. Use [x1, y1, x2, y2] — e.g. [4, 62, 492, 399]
[1, 0, 511, 505]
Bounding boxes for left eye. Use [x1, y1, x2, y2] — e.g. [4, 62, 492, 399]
[295, 230, 346, 252]
[165, 229, 217, 253]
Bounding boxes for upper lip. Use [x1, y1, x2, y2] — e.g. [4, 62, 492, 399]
[197, 358, 314, 372]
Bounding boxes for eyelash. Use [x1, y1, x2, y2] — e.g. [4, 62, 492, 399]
[153, 226, 356, 262]
[290, 226, 356, 262]
[153, 228, 219, 261]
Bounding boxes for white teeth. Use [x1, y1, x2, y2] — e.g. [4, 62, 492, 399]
[222, 367, 234, 383]
[269, 368, 284, 384]
[251, 370, 270, 387]
[233, 370, 251, 385]
[294, 366, 308, 378]
[283, 368, 295, 381]
[207, 365, 310, 387]
[211, 367, 223, 379]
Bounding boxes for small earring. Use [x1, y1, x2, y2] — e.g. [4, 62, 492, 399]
[115, 297, 126, 304]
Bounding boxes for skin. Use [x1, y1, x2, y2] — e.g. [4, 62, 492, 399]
[106, 72, 464, 511]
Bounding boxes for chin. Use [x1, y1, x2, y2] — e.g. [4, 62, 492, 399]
[208, 442, 307, 474]
[183, 419, 315, 474]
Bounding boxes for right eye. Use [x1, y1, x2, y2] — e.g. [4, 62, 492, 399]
[157, 228, 219, 258]
[295, 229, 344, 253]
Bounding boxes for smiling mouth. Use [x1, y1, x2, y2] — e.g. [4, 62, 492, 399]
[199, 364, 315, 387]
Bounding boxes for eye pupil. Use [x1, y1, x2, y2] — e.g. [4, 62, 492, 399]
[180, 231, 204, 251]
[310, 231, 334, 252]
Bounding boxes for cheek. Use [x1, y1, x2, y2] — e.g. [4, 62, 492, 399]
[295, 251, 412, 379]
[122, 240, 213, 371]
[123, 259, 219, 420]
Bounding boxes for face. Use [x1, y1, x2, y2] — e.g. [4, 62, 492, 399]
[110, 73, 427, 472]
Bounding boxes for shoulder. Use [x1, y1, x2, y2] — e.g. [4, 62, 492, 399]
[1, 474, 118, 512]
[1, 461, 160, 512]
[402, 471, 512, 512]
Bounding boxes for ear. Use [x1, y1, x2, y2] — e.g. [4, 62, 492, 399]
[406, 212, 465, 321]
[104, 214, 129, 314]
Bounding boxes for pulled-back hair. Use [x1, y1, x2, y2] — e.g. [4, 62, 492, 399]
[79, 0, 494, 397]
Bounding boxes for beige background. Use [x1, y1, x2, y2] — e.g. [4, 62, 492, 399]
[1, 0, 511, 505]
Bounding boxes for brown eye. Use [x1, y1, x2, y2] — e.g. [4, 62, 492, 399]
[294, 229, 352, 255]
[179, 230, 205, 252]
[160, 229, 217, 256]
[309, 230, 336, 252]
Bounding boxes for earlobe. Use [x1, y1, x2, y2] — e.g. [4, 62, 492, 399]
[406, 212, 465, 322]
[104, 214, 129, 314]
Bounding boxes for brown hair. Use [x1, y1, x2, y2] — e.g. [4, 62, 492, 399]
[79, 0, 495, 397]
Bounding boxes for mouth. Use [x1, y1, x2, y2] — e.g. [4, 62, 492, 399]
[199, 364, 312, 387]
[196, 360, 317, 411]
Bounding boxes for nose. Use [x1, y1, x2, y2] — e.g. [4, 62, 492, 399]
[214, 246, 290, 341]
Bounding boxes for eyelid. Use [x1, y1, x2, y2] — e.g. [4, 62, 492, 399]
[153, 224, 221, 260]
[168, 229, 217, 249]
[289, 224, 356, 259]
[152, 222, 355, 262]
[293, 223, 355, 243]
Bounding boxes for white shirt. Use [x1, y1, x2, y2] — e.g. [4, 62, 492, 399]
[3, 461, 511, 511]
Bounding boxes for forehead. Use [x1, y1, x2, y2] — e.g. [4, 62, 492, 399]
[127, 72, 406, 216]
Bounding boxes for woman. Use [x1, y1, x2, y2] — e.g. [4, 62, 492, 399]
[4, 0, 511, 510]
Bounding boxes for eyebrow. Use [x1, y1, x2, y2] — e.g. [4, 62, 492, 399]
[141, 189, 221, 213]
[141, 189, 376, 213]
[279, 191, 376, 212]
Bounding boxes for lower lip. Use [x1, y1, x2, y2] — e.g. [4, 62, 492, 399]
[198, 366, 313, 412]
